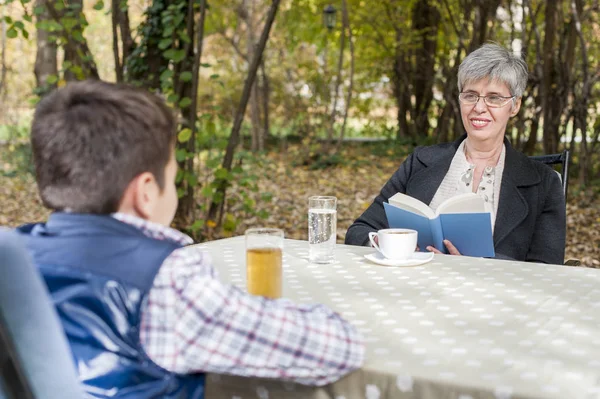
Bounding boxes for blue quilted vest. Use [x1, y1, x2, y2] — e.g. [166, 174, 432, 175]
[17, 213, 205, 398]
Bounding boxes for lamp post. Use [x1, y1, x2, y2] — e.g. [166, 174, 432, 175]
[323, 4, 337, 31]
[321, 5, 337, 75]
[321, 4, 337, 146]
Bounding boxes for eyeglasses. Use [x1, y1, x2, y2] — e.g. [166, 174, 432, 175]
[458, 92, 515, 108]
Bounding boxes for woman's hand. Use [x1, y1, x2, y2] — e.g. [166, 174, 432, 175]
[426, 239, 462, 256]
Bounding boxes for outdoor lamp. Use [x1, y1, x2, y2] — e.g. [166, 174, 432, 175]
[323, 4, 336, 31]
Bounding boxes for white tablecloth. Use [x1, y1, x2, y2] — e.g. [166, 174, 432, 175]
[195, 237, 600, 399]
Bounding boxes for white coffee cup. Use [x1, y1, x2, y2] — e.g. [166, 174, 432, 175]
[368, 228, 418, 260]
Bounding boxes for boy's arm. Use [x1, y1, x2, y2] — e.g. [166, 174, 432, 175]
[140, 246, 365, 386]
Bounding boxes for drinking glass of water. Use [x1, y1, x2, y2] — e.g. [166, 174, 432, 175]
[308, 196, 337, 264]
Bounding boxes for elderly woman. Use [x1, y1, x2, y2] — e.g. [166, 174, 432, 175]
[345, 43, 566, 264]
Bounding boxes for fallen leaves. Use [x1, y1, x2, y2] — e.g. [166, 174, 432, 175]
[2, 146, 599, 267]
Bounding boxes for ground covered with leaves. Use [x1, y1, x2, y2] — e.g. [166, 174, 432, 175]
[2, 144, 599, 267]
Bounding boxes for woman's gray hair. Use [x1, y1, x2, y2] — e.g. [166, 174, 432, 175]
[458, 43, 529, 97]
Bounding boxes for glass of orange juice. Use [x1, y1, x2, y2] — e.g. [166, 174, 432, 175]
[245, 228, 284, 299]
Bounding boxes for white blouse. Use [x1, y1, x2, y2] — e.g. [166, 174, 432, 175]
[429, 141, 506, 231]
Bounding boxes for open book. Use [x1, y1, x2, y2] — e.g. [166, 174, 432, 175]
[383, 192, 495, 257]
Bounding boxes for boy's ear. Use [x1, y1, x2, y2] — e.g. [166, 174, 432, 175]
[133, 172, 160, 219]
[119, 172, 159, 220]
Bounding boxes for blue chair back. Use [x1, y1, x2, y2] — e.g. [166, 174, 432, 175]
[0, 229, 83, 399]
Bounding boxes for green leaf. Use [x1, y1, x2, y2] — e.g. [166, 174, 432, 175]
[213, 192, 224, 204]
[200, 186, 213, 198]
[33, 6, 45, 15]
[23, 15, 32, 23]
[175, 148, 187, 162]
[6, 28, 17, 39]
[21, 29, 29, 39]
[159, 69, 173, 82]
[167, 93, 179, 103]
[158, 38, 172, 50]
[257, 210, 269, 219]
[163, 48, 176, 60]
[179, 97, 192, 108]
[93, 0, 104, 10]
[201, 63, 211, 68]
[216, 138, 228, 150]
[172, 49, 186, 63]
[223, 214, 237, 232]
[180, 71, 192, 82]
[60, 17, 78, 31]
[206, 120, 216, 135]
[178, 31, 191, 44]
[178, 128, 192, 143]
[185, 172, 197, 187]
[4, 16, 13, 24]
[214, 168, 230, 180]
[260, 192, 273, 202]
[206, 157, 220, 169]
[189, 220, 204, 232]
[209, 73, 220, 80]
[46, 74, 58, 84]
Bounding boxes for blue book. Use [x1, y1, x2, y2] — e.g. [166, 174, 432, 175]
[383, 192, 495, 257]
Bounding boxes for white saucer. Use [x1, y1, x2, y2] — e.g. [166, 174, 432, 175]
[364, 251, 434, 267]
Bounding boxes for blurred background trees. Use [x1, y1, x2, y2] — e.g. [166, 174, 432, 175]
[1, 0, 599, 237]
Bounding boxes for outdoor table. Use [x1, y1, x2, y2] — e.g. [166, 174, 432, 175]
[195, 237, 600, 399]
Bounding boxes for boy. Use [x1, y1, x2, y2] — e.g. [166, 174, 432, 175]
[17, 81, 364, 398]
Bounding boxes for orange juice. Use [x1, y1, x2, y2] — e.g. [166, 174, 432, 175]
[246, 247, 282, 299]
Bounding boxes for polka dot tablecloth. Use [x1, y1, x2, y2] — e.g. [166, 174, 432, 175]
[195, 237, 600, 399]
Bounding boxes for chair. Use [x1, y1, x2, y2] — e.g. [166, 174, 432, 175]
[529, 149, 570, 202]
[0, 229, 83, 399]
[527, 151, 580, 266]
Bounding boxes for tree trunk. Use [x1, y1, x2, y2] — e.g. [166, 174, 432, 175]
[327, 6, 347, 144]
[118, 1, 135, 63]
[45, 0, 99, 81]
[33, 0, 57, 95]
[542, 0, 559, 154]
[412, 0, 440, 137]
[206, 0, 282, 224]
[111, 0, 135, 82]
[0, 4, 8, 100]
[244, 0, 263, 152]
[111, 0, 122, 82]
[570, 0, 590, 185]
[392, 28, 410, 140]
[66, 1, 99, 80]
[435, 51, 462, 143]
[337, 0, 354, 147]
[174, 0, 206, 227]
[125, 0, 169, 90]
[260, 60, 270, 144]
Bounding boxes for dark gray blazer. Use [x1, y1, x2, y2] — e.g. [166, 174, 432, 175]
[345, 135, 566, 264]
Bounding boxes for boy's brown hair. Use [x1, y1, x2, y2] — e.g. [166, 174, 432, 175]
[31, 80, 177, 214]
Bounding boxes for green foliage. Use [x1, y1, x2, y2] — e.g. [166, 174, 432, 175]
[0, 124, 34, 178]
[308, 152, 345, 170]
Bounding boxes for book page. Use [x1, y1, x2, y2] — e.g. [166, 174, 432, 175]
[388, 192, 436, 219]
[436, 192, 486, 216]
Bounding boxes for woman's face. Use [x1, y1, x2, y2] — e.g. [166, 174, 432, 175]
[460, 79, 521, 146]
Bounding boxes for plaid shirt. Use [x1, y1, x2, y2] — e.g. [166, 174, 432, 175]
[112, 213, 364, 386]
